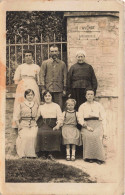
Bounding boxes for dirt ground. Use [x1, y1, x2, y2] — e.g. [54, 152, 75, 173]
[6, 150, 117, 183]
[57, 154, 117, 183]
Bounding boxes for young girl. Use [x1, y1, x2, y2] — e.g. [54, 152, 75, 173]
[62, 99, 82, 161]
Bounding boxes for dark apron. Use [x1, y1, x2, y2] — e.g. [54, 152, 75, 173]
[36, 117, 61, 152]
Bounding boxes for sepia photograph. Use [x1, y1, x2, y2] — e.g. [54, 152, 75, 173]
[0, 0, 124, 194]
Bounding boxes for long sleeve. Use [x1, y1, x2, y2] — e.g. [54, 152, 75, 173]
[63, 62, 67, 88]
[77, 105, 85, 126]
[36, 65, 40, 85]
[36, 106, 41, 120]
[39, 61, 46, 89]
[56, 105, 63, 126]
[62, 111, 66, 125]
[90, 66, 98, 91]
[13, 65, 21, 84]
[67, 66, 73, 93]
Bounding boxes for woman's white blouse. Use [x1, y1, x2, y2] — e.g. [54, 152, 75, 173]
[78, 101, 106, 132]
[37, 102, 63, 125]
[14, 63, 40, 84]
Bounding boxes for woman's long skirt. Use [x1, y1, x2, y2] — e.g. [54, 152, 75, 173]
[36, 118, 62, 152]
[81, 120, 105, 161]
[16, 126, 38, 158]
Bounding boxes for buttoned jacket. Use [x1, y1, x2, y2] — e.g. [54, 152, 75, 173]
[40, 58, 67, 92]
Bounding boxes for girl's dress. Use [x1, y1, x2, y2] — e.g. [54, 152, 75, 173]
[78, 101, 106, 161]
[14, 101, 39, 158]
[12, 63, 40, 128]
[36, 102, 63, 152]
[62, 110, 82, 145]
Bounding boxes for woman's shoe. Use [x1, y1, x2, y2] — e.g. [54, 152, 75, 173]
[66, 155, 70, 161]
[71, 155, 75, 161]
[48, 154, 55, 161]
[41, 155, 47, 160]
[89, 160, 94, 163]
[84, 159, 94, 163]
[22, 157, 27, 159]
[96, 160, 104, 165]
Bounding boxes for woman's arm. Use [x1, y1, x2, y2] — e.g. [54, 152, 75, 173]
[15, 120, 22, 130]
[35, 106, 41, 121]
[77, 107, 93, 131]
[60, 111, 66, 127]
[77, 105, 85, 127]
[13, 65, 21, 84]
[36, 65, 40, 85]
[13, 104, 21, 129]
[53, 105, 63, 131]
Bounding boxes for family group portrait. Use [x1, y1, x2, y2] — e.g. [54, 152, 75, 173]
[2, 4, 123, 194]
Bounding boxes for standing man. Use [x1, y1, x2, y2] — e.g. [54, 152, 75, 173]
[40, 45, 67, 109]
[68, 50, 97, 110]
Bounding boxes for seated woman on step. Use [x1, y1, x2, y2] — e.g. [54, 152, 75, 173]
[14, 89, 39, 158]
[36, 90, 63, 160]
[78, 88, 106, 165]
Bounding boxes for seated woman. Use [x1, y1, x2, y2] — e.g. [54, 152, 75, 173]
[14, 89, 39, 158]
[36, 90, 63, 160]
[78, 88, 106, 164]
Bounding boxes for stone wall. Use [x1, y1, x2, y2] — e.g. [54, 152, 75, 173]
[66, 12, 119, 96]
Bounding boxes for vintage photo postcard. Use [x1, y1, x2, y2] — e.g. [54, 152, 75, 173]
[0, 0, 124, 194]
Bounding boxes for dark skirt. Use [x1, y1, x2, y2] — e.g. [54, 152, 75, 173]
[71, 88, 86, 110]
[36, 117, 62, 152]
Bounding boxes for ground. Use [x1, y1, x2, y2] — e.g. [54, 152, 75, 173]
[57, 155, 117, 183]
[6, 158, 96, 183]
[5, 148, 117, 183]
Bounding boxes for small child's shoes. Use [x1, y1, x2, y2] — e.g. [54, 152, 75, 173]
[71, 155, 75, 161]
[66, 155, 70, 161]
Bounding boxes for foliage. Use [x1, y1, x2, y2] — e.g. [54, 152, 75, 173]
[6, 159, 96, 183]
[6, 11, 67, 85]
[6, 11, 67, 43]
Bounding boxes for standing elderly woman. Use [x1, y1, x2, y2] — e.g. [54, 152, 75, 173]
[78, 88, 106, 164]
[36, 90, 63, 160]
[12, 49, 40, 128]
[68, 50, 97, 110]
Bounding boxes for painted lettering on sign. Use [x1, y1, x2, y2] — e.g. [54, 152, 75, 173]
[79, 32, 100, 40]
[78, 23, 99, 32]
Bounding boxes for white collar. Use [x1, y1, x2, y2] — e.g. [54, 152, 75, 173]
[67, 110, 75, 113]
[24, 100, 34, 108]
